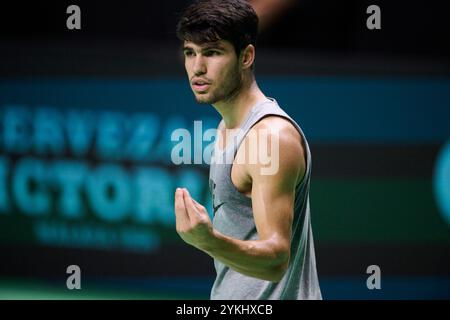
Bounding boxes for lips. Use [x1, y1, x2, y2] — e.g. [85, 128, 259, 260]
[192, 79, 211, 92]
[192, 83, 210, 91]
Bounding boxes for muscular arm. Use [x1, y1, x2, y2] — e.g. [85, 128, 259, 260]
[175, 118, 305, 282]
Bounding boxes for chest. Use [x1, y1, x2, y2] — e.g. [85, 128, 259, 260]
[217, 127, 252, 198]
[230, 141, 252, 197]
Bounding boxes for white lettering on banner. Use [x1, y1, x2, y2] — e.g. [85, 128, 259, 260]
[0, 106, 216, 164]
[2, 157, 185, 226]
[0, 106, 214, 252]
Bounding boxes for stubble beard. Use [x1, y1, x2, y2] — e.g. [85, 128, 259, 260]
[194, 66, 243, 105]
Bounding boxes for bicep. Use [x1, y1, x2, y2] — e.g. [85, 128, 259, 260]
[250, 132, 305, 243]
[251, 179, 295, 243]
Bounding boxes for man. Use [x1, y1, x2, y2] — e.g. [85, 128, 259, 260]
[174, 0, 322, 300]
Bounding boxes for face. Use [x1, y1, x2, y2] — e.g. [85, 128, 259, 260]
[183, 40, 243, 104]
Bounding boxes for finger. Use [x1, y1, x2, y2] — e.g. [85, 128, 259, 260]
[186, 190, 207, 211]
[183, 188, 201, 220]
[174, 188, 190, 226]
[191, 197, 205, 211]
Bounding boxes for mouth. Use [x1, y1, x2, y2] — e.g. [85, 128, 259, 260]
[191, 80, 211, 92]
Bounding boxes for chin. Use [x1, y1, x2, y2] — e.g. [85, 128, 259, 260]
[194, 94, 214, 104]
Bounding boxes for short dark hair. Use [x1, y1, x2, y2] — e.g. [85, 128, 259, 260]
[176, 0, 259, 56]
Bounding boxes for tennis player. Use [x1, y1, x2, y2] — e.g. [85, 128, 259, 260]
[174, 0, 322, 300]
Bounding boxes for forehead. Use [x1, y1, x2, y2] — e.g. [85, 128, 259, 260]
[183, 40, 233, 51]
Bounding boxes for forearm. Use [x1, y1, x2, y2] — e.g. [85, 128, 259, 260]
[200, 229, 290, 282]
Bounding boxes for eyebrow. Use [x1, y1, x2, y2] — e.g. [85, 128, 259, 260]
[182, 43, 226, 52]
[202, 43, 226, 51]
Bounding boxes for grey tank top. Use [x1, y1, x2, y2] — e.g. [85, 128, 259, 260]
[209, 98, 322, 300]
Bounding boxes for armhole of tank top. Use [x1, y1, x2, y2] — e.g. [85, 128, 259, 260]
[233, 113, 309, 190]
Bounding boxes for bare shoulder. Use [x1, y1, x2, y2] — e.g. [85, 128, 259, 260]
[250, 115, 304, 157]
[246, 115, 306, 186]
[252, 115, 300, 133]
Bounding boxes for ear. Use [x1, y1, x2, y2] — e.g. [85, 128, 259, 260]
[240, 44, 255, 70]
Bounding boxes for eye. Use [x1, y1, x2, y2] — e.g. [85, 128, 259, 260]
[184, 50, 195, 57]
[204, 50, 221, 57]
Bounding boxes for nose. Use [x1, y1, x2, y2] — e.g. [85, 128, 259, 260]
[193, 55, 207, 76]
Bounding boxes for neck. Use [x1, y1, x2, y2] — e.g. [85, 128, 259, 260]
[212, 75, 267, 129]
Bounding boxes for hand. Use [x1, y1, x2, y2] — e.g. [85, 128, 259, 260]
[174, 188, 213, 250]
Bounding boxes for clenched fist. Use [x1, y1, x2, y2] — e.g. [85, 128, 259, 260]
[174, 188, 214, 250]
